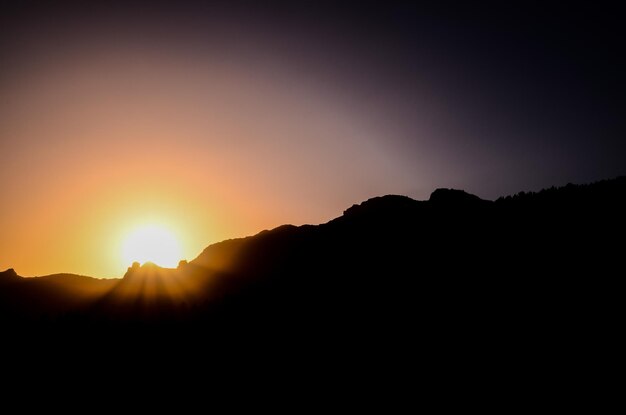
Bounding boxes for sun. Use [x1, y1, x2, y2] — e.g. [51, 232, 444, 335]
[121, 224, 182, 268]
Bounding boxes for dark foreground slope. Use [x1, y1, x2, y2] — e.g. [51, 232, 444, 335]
[1, 178, 624, 363]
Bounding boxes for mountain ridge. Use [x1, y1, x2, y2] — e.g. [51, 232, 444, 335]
[1, 176, 623, 372]
[4, 176, 625, 282]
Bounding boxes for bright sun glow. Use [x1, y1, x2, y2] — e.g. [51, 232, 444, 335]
[122, 224, 182, 268]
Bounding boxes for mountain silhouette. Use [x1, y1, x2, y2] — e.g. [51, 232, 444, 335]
[0, 268, 19, 284]
[2, 177, 624, 369]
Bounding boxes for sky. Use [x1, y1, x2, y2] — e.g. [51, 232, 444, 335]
[1, 2, 625, 277]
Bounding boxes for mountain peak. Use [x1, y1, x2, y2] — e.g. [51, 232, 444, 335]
[122, 261, 168, 280]
[342, 195, 419, 218]
[0, 268, 20, 284]
[429, 188, 486, 206]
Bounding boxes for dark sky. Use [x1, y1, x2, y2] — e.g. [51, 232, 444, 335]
[3, 2, 625, 195]
[1, 1, 626, 275]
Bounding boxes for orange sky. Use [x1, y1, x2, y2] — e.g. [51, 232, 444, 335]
[0, 37, 424, 277]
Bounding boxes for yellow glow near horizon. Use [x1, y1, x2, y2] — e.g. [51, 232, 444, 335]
[121, 224, 182, 268]
[0, 27, 409, 279]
